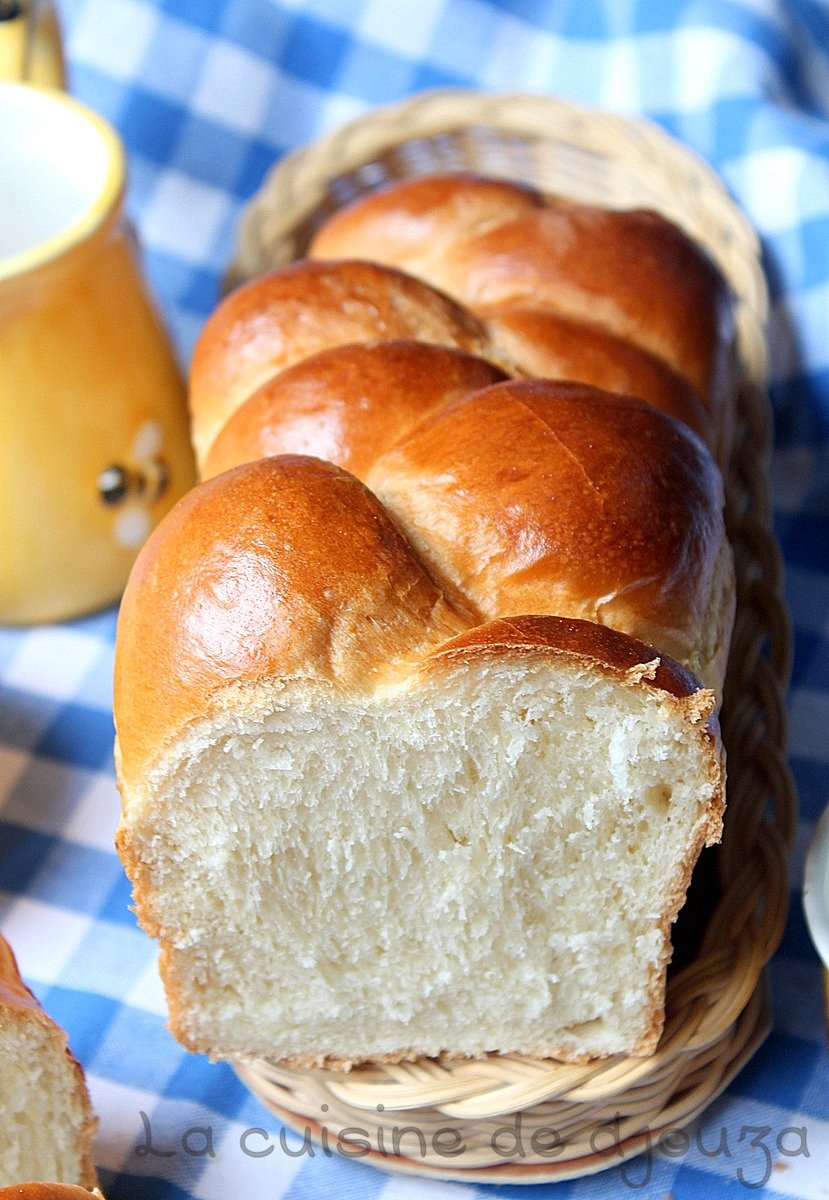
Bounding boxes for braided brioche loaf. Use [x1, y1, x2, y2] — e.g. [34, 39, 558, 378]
[115, 173, 735, 1066]
[0, 937, 97, 1187]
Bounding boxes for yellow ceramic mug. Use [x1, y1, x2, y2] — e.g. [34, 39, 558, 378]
[0, 79, 196, 624]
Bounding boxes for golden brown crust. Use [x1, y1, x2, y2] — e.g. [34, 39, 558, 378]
[310, 172, 544, 275]
[0, 938, 98, 1190]
[435, 205, 733, 405]
[190, 258, 490, 462]
[368, 379, 726, 673]
[0, 937, 43, 1016]
[117, 373, 729, 795]
[120, 369, 730, 791]
[483, 307, 714, 453]
[201, 340, 506, 480]
[309, 173, 736, 431]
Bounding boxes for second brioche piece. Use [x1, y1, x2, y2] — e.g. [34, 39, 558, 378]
[0, 1188, 104, 1199]
[0, 938, 97, 1188]
[367, 379, 733, 692]
[194, 257, 723, 468]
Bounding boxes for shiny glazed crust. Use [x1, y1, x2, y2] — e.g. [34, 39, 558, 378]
[367, 378, 728, 668]
[483, 307, 712, 447]
[189, 258, 490, 462]
[115, 391, 730, 795]
[196, 361, 732, 690]
[202, 340, 507, 481]
[309, 172, 737, 459]
[309, 173, 736, 401]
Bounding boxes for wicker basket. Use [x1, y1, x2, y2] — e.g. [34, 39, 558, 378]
[226, 90, 797, 1184]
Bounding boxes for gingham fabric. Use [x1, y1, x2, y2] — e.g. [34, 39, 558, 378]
[2, 1, 827, 1196]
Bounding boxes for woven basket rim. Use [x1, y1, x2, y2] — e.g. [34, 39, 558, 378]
[226, 90, 796, 1183]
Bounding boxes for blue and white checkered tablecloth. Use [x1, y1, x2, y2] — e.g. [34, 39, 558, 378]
[2, 1, 828, 1196]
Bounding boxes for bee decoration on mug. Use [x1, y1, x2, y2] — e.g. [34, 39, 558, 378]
[97, 420, 171, 550]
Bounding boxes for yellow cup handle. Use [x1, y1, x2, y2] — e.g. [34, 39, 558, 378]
[0, 0, 66, 88]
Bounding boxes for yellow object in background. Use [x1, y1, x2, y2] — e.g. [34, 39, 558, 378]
[0, 0, 66, 87]
[0, 43, 196, 624]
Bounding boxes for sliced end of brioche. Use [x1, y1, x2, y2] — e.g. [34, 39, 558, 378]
[118, 615, 722, 1067]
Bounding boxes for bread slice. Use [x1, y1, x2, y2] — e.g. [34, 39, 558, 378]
[0, 1188, 104, 1199]
[0, 938, 97, 1187]
[115, 457, 724, 1066]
